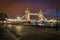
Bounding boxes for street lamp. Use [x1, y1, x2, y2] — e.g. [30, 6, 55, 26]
[17, 16, 20, 19]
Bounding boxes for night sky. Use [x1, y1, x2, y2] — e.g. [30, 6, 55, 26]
[0, 0, 60, 19]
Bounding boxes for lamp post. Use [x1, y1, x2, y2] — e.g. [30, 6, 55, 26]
[55, 1, 59, 31]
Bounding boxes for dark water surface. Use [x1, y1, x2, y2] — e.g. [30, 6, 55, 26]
[0, 24, 60, 40]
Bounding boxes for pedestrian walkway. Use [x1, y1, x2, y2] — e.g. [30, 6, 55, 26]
[0, 26, 19, 40]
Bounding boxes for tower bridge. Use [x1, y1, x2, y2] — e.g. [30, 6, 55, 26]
[6, 8, 53, 22]
[20, 8, 48, 22]
[5, 8, 57, 26]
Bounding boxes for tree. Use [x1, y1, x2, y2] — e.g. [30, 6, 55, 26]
[0, 12, 8, 21]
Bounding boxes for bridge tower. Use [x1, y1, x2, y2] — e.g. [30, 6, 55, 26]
[25, 8, 30, 21]
[38, 10, 44, 22]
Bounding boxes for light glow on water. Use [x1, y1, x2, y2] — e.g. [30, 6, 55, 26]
[16, 26, 22, 32]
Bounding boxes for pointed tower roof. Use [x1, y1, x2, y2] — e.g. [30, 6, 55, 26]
[38, 10, 43, 14]
[26, 8, 29, 11]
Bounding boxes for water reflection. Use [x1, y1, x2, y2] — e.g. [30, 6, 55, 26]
[7, 24, 22, 32]
[7, 24, 12, 28]
[16, 26, 22, 32]
[1, 24, 60, 40]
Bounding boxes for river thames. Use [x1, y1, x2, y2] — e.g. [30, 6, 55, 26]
[0, 24, 60, 40]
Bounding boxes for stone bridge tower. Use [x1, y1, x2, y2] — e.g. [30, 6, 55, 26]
[38, 10, 44, 22]
[25, 8, 30, 21]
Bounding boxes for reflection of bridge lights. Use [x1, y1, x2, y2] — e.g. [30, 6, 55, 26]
[7, 21, 11, 23]
[4, 21, 6, 23]
[8, 25, 12, 28]
[16, 26, 22, 32]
